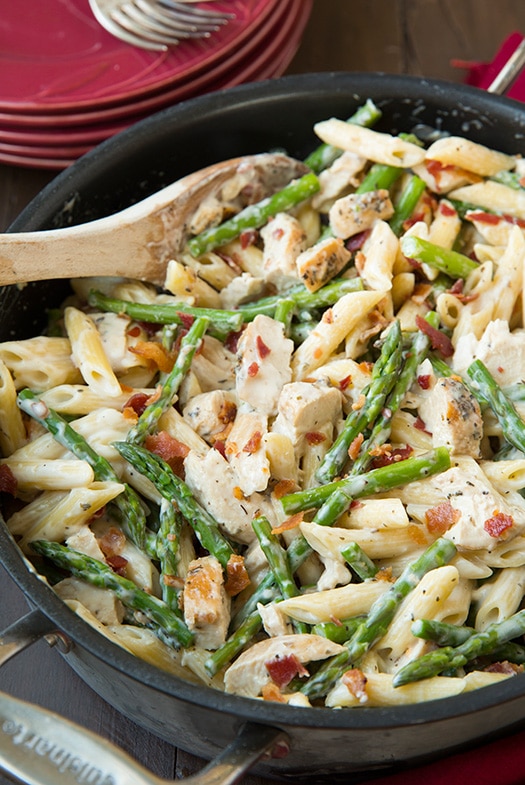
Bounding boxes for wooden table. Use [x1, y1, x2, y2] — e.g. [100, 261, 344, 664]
[2, 1, 525, 782]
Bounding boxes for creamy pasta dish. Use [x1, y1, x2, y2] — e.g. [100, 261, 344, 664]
[3, 101, 525, 708]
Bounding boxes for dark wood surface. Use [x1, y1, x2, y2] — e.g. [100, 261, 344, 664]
[2, 2, 525, 782]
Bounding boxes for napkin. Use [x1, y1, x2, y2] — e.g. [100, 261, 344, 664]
[452, 31, 525, 101]
[363, 725, 525, 785]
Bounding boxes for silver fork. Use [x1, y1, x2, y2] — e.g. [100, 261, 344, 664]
[89, 0, 234, 51]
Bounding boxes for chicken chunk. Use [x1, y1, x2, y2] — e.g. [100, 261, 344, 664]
[219, 273, 266, 310]
[182, 390, 237, 444]
[223, 634, 345, 698]
[183, 555, 230, 650]
[236, 314, 293, 417]
[295, 236, 351, 292]
[329, 189, 394, 240]
[453, 319, 525, 388]
[272, 381, 342, 452]
[191, 335, 236, 392]
[225, 408, 271, 494]
[428, 459, 525, 551]
[260, 212, 308, 286]
[55, 577, 124, 626]
[417, 376, 483, 458]
[184, 448, 279, 544]
[312, 151, 367, 211]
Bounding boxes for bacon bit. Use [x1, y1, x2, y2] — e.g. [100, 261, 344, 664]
[418, 374, 431, 390]
[352, 394, 366, 411]
[355, 250, 366, 276]
[376, 566, 394, 582]
[484, 511, 514, 538]
[425, 500, 460, 535]
[497, 366, 505, 375]
[439, 202, 457, 217]
[224, 553, 251, 597]
[348, 433, 364, 461]
[224, 329, 244, 354]
[247, 361, 259, 377]
[342, 669, 368, 702]
[322, 308, 334, 325]
[233, 486, 244, 500]
[240, 229, 258, 249]
[243, 430, 263, 453]
[177, 312, 195, 330]
[98, 526, 126, 558]
[217, 251, 243, 275]
[106, 554, 128, 576]
[414, 415, 431, 433]
[123, 391, 150, 417]
[411, 283, 433, 305]
[130, 340, 175, 373]
[370, 445, 413, 468]
[345, 229, 371, 252]
[127, 324, 142, 338]
[448, 279, 464, 295]
[403, 210, 425, 231]
[349, 500, 363, 510]
[256, 335, 271, 359]
[273, 479, 298, 499]
[218, 400, 237, 424]
[265, 654, 309, 689]
[0, 464, 17, 496]
[339, 374, 353, 391]
[213, 440, 226, 457]
[145, 431, 189, 477]
[272, 512, 304, 535]
[446, 278, 478, 304]
[261, 682, 287, 703]
[305, 431, 326, 446]
[164, 574, 184, 590]
[415, 314, 454, 358]
[484, 661, 523, 675]
[408, 524, 428, 546]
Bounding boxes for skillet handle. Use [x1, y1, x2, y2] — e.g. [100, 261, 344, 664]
[0, 610, 289, 785]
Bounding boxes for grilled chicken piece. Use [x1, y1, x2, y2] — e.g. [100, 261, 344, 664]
[224, 634, 345, 698]
[183, 555, 230, 650]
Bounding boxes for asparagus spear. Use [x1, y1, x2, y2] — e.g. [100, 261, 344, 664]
[87, 289, 243, 340]
[412, 619, 525, 665]
[17, 389, 147, 549]
[312, 617, 365, 644]
[389, 174, 427, 235]
[127, 316, 208, 444]
[236, 276, 363, 321]
[205, 610, 263, 676]
[114, 441, 235, 569]
[300, 537, 457, 699]
[315, 319, 404, 485]
[187, 172, 320, 258]
[467, 359, 525, 454]
[31, 540, 194, 647]
[340, 542, 377, 580]
[282, 447, 451, 515]
[156, 498, 184, 612]
[393, 609, 525, 686]
[400, 236, 478, 279]
[304, 99, 382, 173]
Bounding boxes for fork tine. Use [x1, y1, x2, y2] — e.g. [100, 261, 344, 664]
[113, 6, 188, 45]
[133, 0, 222, 34]
[89, 0, 168, 50]
[156, 0, 235, 23]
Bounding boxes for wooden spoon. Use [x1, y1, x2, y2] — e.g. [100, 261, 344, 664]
[0, 153, 308, 287]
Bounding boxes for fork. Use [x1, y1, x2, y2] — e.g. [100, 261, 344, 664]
[89, 0, 234, 51]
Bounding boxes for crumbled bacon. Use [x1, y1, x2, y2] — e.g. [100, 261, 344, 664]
[224, 553, 251, 597]
[305, 431, 326, 446]
[338, 374, 353, 392]
[348, 433, 364, 460]
[256, 335, 271, 359]
[425, 500, 460, 535]
[247, 361, 259, 377]
[484, 661, 523, 675]
[106, 554, 128, 576]
[240, 229, 258, 249]
[272, 512, 304, 535]
[261, 682, 287, 703]
[415, 314, 454, 357]
[224, 329, 244, 354]
[418, 374, 431, 390]
[177, 312, 195, 330]
[342, 668, 368, 702]
[408, 524, 428, 545]
[484, 511, 514, 538]
[273, 479, 298, 499]
[345, 229, 371, 252]
[265, 654, 309, 688]
[414, 416, 431, 433]
[370, 444, 413, 468]
[98, 526, 126, 558]
[0, 464, 17, 496]
[213, 440, 226, 457]
[130, 340, 175, 373]
[123, 392, 150, 417]
[411, 283, 433, 305]
[145, 431, 189, 477]
[439, 202, 457, 217]
[127, 324, 142, 338]
[243, 430, 263, 453]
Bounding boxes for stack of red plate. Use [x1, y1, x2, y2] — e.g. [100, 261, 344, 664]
[0, 0, 312, 170]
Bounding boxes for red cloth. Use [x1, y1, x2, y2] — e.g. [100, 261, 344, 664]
[452, 31, 525, 101]
[363, 726, 525, 785]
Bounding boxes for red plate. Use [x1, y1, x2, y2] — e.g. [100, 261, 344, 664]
[0, 0, 311, 169]
[0, 0, 281, 113]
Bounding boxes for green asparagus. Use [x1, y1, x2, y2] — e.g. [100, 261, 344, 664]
[467, 359, 525, 454]
[31, 540, 194, 647]
[400, 236, 478, 279]
[389, 174, 427, 235]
